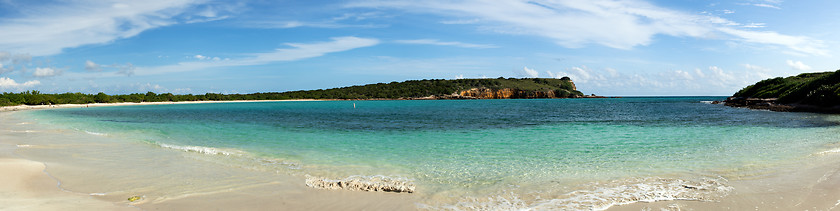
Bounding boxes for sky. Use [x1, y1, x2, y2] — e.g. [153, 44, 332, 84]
[0, 0, 838, 96]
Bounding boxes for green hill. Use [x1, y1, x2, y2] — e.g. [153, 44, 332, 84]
[0, 78, 584, 106]
[727, 69, 840, 112]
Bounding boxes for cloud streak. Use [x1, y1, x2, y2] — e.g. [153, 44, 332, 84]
[0, 0, 228, 56]
[348, 0, 827, 56]
[395, 39, 497, 49]
[137, 36, 379, 75]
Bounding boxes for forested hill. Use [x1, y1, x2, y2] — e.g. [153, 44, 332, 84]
[725, 69, 840, 112]
[0, 78, 585, 106]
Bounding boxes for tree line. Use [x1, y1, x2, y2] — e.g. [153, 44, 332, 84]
[0, 78, 581, 106]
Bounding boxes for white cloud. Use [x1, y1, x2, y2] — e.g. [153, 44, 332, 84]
[195, 55, 208, 60]
[752, 4, 781, 9]
[786, 60, 812, 71]
[33, 67, 61, 77]
[85, 60, 102, 72]
[0, 77, 40, 89]
[0, 1, 227, 56]
[395, 39, 497, 49]
[349, 0, 827, 56]
[519, 66, 539, 78]
[137, 37, 379, 75]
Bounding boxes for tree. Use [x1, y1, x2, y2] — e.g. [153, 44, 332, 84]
[94, 92, 111, 103]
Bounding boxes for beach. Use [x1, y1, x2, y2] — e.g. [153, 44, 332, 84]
[0, 106, 420, 210]
[3, 98, 840, 210]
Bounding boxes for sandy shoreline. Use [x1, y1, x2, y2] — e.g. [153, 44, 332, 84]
[3, 102, 840, 210]
[0, 99, 321, 112]
[0, 110, 419, 210]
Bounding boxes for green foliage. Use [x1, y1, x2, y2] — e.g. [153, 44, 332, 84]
[0, 78, 582, 106]
[733, 70, 840, 106]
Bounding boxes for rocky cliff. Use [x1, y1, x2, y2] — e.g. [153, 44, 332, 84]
[454, 88, 576, 99]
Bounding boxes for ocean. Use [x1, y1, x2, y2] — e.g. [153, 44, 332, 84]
[16, 97, 840, 209]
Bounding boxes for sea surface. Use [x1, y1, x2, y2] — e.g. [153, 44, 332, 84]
[18, 97, 840, 209]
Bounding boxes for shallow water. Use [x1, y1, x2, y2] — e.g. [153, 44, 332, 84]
[15, 97, 840, 209]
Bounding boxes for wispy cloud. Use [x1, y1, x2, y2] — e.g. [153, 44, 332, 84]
[395, 39, 497, 49]
[752, 3, 781, 9]
[84, 60, 136, 76]
[348, 0, 827, 56]
[0, 0, 234, 56]
[137, 36, 379, 75]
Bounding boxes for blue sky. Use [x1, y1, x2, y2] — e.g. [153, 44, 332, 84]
[0, 0, 837, 96]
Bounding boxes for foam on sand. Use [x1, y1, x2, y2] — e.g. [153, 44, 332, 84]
[438, 177, 732, 211]
[305, 175, 416, 193]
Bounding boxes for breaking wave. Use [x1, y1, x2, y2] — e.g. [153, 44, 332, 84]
[305, 175, 416, 193]
[157, 143, 243, 156]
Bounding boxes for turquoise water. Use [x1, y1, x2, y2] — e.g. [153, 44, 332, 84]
[21, 97, 840, 206]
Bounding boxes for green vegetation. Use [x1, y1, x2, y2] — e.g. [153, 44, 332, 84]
[733, 70, 840, 106]
[0, 78, 581, 106]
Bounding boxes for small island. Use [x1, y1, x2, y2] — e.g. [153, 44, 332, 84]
[724, 69, 840, 113]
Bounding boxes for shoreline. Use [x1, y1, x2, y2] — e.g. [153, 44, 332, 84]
[0, 111, 419, 210]
[0, 99, 322, 112]
[0, 96, 622, 112]
[723, 97, 840, 113]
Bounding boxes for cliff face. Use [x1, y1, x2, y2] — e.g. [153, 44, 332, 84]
[457, 88, 569, 99]
[445, 78, 586, 99]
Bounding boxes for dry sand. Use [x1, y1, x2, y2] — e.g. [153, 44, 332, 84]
[0, 142, 133, 210]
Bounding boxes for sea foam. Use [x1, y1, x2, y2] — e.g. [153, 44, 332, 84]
[437, 177, 732, 211]
[305, 175, 416, 193]
[84, 131, 107, 136]
[157, 143, 242, 156]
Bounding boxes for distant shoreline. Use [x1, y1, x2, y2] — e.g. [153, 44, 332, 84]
[0, 99, 321, 112]
[0, 96, 630, 112]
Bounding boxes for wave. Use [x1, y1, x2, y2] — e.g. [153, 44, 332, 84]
[699, 101, 714, 104]
[157, 143, 243, 156]
[305, 175, 416, 193]
[437, 177, 732, 211]
[84, 131, 107, 136]
[816, 148, 840, 155]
